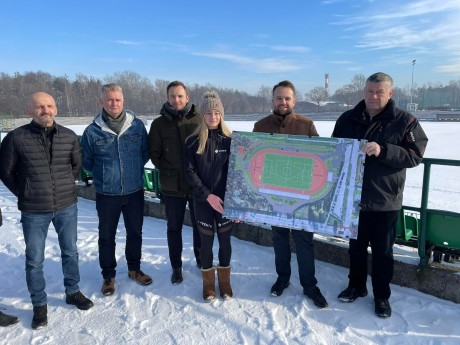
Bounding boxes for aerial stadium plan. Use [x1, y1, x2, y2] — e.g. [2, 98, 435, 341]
[223, 131, 366, 239]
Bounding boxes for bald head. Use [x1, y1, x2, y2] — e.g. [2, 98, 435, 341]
[28, 92, 58, 127]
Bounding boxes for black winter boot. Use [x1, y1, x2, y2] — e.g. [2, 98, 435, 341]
[31, 305, 47, 330]
[0, 311, 19, 327]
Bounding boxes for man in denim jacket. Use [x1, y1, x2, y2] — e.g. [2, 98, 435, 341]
[81, 83, 151, 296]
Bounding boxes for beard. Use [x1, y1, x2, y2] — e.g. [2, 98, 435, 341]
[273, 105, 293, 116]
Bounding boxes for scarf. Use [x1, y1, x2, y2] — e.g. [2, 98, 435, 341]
[164, 102, 192, 120]
[102, 108, 126, 135]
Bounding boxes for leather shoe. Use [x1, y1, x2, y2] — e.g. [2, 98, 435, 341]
[0, 311, 19, 327]
[101, 278, 115, 296]
[66, 291, 94, 310]
[171, 268, 183, 285]
[270, 278, 289, 297]
[128, 270, 153, 286]
[306, 287, 328, 308]
[338, 286, 368, 303]
[375, 298, 392, 318]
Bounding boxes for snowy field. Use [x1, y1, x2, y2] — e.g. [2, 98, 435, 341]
[0, 121, 459, 344]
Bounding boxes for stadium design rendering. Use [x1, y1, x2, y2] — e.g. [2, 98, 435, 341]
[224, 131, 366, 239]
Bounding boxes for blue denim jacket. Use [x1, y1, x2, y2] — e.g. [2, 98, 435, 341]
[81, 111, 149, 195]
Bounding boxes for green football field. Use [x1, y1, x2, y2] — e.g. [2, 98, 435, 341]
[261, 153, 313, 190]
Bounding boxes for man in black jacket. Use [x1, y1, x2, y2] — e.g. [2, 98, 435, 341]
[0, 208, 19, 327]
[332, 72, 428, 318]
[149, 81, 201, 284]
[0, 92, 93, 329]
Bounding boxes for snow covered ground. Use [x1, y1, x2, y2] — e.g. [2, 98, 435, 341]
[0, 121, 459, 344]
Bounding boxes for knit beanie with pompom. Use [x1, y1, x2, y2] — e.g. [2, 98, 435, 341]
[200, 91, 224, 117]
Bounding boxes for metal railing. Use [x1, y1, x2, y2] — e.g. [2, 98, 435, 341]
[400, 158, 460, 267]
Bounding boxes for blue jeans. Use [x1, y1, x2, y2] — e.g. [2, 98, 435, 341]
[21, 203, 80, 307]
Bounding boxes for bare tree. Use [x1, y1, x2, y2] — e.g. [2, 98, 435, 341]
[333, 84, 361, 109]
[105, 71, 155, 115]
[350, 74, 366, 91]
[2, 71, 460, 117]
[306, 86, 327, 111]
[257, 85, 271, 114]
[53, 75, 72, 116]
[332, 74, 366, 109]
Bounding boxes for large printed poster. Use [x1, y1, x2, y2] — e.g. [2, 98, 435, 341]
[223, 131, 366, 239]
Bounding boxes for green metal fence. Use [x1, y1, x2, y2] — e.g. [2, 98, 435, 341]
[397, 158, 460, 267]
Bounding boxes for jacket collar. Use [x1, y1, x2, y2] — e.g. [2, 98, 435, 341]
[271, 112, 294, 126]
[94, 110, 134, 136]
[160, 103, 197, 121]
[30, 120, 58, 134]
[351, 99, 396, 123]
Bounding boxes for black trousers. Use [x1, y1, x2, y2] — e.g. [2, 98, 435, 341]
[193, 199, 232, 270]
[272, 226, 317, 295]
[163, 195, 201, 269]
[348, 210, 399, 299]
[96, 189, 144, 279]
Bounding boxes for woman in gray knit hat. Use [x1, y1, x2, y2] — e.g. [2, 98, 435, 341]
[184, 91, 234, 301]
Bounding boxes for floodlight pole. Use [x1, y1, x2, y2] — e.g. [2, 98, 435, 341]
[410, 59, 416, 105]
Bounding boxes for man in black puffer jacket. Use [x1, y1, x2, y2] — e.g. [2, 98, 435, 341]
[0, 92, 93, 330]
[149, 81, 202, 285]
[333, 72, 428, 319]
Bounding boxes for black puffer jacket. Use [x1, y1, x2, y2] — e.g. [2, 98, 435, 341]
[184, 129, 231, 202]
[149, 104, 201, 197]
[0, 121, 81, 212]
[332, 99, 428, 211]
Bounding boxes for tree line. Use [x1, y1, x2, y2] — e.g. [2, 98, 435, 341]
[1, 70, 459, 117]
[306, 74, 460, 111]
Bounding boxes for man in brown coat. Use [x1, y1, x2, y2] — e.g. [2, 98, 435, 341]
[253, 80, 328, 308]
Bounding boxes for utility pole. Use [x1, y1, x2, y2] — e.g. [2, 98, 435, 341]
[410, 59, 416, 106]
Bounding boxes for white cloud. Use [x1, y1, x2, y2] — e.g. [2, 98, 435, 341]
[435, 62, 460, 75]
[95, 57, 138, 64]
[328, 60, 354, 65]
[115, 40, 142, 46]
[192, 51, 303, 73]
[321, 0, 346, 4]
[333, 0, 460, 76]
[251, 44, 310, 54]
[270, 45, 310, 53]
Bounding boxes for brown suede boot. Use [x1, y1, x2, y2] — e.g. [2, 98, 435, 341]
[217, 265, 233, 299]
[201, 267, 216, 302]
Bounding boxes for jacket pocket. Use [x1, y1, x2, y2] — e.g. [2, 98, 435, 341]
[159, 168, 179, 192]
[24, 177, 30, 198]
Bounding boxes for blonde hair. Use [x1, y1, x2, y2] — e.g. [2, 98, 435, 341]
[192, 91, 232, 155]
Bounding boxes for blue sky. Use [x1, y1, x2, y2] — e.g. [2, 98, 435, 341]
[1, 0, 460, 96]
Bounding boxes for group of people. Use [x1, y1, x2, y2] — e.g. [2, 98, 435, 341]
[0, 72, 427, 329]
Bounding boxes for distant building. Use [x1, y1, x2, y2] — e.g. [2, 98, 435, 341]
[296, 101, 320, 113]
[407, 103, 418, 111]
[436, 113, 460, 122]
